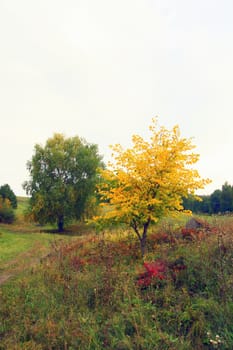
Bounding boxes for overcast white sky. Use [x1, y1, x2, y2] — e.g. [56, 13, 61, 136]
[0, 0, 232, 196]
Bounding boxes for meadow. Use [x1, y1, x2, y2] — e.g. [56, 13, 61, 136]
[0, 200, 232, 349]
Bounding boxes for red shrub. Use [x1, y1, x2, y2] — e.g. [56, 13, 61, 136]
[137, 258, 187, 288]
[137, 260, 167, 287]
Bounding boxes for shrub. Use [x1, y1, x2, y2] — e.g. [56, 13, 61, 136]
[0, 184, 17, 209]
[0, 198, 15, 223]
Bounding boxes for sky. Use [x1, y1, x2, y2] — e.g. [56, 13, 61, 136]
[0, 0, 233, 196]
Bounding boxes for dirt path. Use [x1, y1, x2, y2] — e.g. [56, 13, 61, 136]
[0, 274, 12, 285]
[0, 241, 50, 286]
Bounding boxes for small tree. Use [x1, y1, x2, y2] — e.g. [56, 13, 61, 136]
[23, 133, 103, 231]
[0, 197, 15, 223]
[0, 184, 17, 209]
[97, 119, 210, 256]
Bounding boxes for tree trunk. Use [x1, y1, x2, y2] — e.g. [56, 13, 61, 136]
[140, 220, 150, 257]
[131, 218, 151, 257]
[140, 234, 147, 257]
[57, 216, 64, 232]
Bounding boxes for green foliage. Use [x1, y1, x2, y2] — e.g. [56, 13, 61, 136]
[183, 181, 233, 214]
[182, 194, 211, 213]
[210, 190, 222, 214]
[0, 184, 17, 209]
[0, 206, 15, 224]
[23, 133, 104, 231]
[220, 182, 233, 212]
[0, 197, 15, 223]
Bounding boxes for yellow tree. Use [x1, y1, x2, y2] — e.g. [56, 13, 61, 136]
[97, 119, 210, 256]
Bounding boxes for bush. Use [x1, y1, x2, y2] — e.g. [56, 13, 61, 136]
[0, 203, 15, 223]
[0, 184, 17, 209]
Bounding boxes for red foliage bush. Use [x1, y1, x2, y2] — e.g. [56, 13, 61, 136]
[137, 260, 167, 287]
[137, 258, 187, 287]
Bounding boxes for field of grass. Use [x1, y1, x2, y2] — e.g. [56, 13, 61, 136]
[0, 198, 74, 285]
[0, 197, 67, 265]
[0, 210, 232, 349]
[0, 226, 67, 265]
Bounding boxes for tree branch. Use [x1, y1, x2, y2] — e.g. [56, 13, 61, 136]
[130, 219, 142, 241]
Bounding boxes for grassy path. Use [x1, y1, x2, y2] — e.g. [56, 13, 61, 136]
[0, 226, 69, 286]
[0, 240, 49, 285]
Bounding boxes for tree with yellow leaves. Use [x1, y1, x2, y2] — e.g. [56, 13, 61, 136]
[96, 119, 210, 256]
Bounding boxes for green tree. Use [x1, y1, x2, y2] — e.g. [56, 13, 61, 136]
[198, 195, 211, 213]
[210, 189, 221, 214]
[183, 195, 211, 213]
[23, 133, 103, 231]
[220, 182, 233, 212]
[0, 184, 17, 209]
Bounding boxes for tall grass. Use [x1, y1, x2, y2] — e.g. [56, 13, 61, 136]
[0, 216, 232, 349]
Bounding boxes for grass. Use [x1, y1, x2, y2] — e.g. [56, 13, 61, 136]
[0, 214, 232, 349]
[0, 227, 66, 265]
[0, 197, 75, 284]
[0, 197, 68, 266]
[15, 196, 29, 218]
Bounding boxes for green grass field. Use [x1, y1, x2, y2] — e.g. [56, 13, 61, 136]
[1, 197, 56, 263]
[0, 198, 72, 277]
[0, 227, 65, 265]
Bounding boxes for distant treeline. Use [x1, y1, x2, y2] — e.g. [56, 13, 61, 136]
[183, 182, 233, 214]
